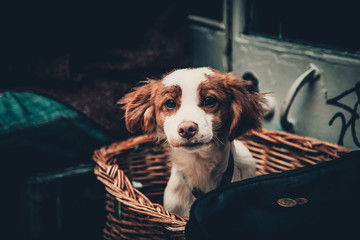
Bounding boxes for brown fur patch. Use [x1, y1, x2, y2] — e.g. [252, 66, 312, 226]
[118, 80, 159, 134]
[198, 78, 230, 133]
[155, 84, 182, 129]
[203, 70, 266, 140]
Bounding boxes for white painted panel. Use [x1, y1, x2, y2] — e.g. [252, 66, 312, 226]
[189, 24, 228, 71]
[232, 0, 360, 149]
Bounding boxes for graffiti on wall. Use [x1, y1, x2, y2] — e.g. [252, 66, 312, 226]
[327, 82, 360, 148]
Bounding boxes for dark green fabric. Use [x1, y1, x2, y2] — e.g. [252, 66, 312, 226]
[1, 92, 114, 239]
[186, 151, 360, 240]
[0, 92, 112, 173]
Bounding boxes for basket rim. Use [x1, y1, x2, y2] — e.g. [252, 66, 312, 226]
[251, 129, 351, 154]
[94, 129, 351, 165]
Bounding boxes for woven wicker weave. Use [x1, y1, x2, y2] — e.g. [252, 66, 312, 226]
[93, 129, 351, 240]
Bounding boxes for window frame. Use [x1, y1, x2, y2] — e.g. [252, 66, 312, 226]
[233, 0, 360, 66]
[188, 0, 227, 31]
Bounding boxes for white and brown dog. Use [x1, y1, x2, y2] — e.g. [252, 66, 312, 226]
[119, 67, 265, 217]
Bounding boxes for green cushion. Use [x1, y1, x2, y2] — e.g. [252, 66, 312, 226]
[0, 91, 113, 172]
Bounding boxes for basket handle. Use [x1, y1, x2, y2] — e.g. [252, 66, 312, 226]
[280, 64, 321, 133]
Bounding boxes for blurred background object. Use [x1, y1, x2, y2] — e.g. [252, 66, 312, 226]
[1, 0, 190, 139]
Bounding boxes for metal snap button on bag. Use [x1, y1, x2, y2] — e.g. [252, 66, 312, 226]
[295, 198, 308, 205]
[277, 198, 297, 207]
[277, 197, 309, 207]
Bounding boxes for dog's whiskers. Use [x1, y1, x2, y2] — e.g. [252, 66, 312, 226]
[212, 134, 225, 147]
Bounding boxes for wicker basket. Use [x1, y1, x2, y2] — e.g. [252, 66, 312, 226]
[93, 129, 351, 240]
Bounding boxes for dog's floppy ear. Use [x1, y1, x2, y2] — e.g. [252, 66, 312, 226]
[118, 80, 158, 134]
[225, 73, 265, 141]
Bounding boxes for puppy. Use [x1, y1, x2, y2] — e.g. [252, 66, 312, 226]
[119, 67, 265, 217]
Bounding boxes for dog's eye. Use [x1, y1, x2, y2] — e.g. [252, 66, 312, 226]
[165, 99, 177, 109]
[203, 96, 217, 107]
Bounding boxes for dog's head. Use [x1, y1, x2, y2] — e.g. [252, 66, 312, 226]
[119, 67, 265, 149]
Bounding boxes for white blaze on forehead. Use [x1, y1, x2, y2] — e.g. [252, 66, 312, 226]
[162, 67, 214, 88]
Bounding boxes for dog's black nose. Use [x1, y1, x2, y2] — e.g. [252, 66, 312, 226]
[178, 121, 198, 139]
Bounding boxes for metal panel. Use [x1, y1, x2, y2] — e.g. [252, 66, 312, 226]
[232, 0, 360, 149]
[189, 0, 229, 72]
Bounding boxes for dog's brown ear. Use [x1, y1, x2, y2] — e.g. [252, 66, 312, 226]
[226, 73, 265, 141]
[118, 80, 158, 134]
